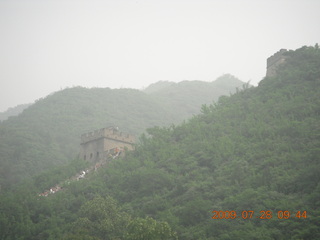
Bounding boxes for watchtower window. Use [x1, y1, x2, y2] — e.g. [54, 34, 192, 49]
[97, 152, 99, 157]
[90, 153, 93, 159]
[84, 155, 86, 160]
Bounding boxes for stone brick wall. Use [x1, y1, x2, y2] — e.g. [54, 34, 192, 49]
[80, 127, 135, 162]
[266, 49, 288, 77]
[80, 137, 105, 162]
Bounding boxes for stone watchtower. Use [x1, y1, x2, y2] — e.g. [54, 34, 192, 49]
[80, 127, 135, 162]
[266, 49, 288, 77]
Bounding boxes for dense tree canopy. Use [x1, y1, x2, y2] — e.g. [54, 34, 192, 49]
[0, 76, 243, 190]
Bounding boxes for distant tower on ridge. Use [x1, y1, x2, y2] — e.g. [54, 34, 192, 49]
[266, 49, 288, 77]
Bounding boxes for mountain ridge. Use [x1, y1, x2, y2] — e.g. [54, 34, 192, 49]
[0, 103, 32, 121]
[0, 75, 246, 189]
[0, 45, 319, 239]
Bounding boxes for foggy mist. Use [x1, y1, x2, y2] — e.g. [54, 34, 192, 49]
[0, 0, 319, 112]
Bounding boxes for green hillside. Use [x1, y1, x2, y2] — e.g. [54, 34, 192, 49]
[145, 74, 246, 120]
[0, 87, 170, 189]
[143, 80, 175, 94]
[0, 103, 31, 121]
[0, 78, 244, 190]
[93, 45, 320, 239]
[0, 45, 319, 239]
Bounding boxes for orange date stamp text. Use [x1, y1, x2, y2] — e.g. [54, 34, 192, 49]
[211, 210, 307, 219]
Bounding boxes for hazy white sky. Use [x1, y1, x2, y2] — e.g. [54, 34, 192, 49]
[0, 0, 319, 112]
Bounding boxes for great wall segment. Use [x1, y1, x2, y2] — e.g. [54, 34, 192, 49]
[80, 126, 135, 162]
[38, 126, 135, 197]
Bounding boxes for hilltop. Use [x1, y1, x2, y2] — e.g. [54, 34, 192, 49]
[0, 103, 32, 121]
[144, 74, 246, 119]
[0, 76, 245, 189]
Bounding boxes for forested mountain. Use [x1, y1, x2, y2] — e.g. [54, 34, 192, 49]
[0, 76, 244, 190]
[0, 103, 32, 121]
[0, 88, 168, 189]
[143, 80, 175, 93]
[144, 74, 245, 120]
[0, 45, 319, 239]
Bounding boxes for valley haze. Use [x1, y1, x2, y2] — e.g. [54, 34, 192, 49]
[1, 0, 320, 112]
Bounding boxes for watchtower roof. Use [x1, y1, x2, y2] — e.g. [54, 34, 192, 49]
[81, 126, 135, 145]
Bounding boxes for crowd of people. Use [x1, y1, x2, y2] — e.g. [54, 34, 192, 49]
[38, 147, 124, 197]
[38, 169, 88, 197]
[38, 185, 62, 197]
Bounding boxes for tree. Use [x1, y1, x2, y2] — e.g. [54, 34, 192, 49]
[69, 195, 130, 240]
[125, 216, 178, 240]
